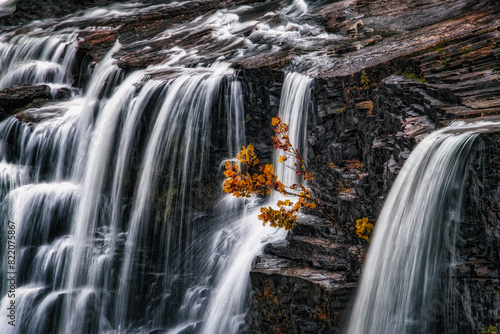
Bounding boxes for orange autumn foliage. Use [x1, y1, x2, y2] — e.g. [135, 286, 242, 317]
[223, 117, 322, 230]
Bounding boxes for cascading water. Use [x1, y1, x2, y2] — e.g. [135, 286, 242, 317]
[0, 57, 251, 333]
[199, 72, 313, 334]
[0, 32, 77, 92]
[344, 120, 500, 334]
[0, 1, 318, 333]
[0, 0, 16, 18]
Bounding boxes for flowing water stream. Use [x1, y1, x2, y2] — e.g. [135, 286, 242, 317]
[345, 120, 500, 334]
[0, 1, 316, 332]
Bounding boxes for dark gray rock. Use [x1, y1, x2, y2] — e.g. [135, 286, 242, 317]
[453, 134, 500, 330]
[0, 84, 52, 122]
[249, 7, 500, 332]
[249, 254, 356, 334]
[0, 0, 130, 27]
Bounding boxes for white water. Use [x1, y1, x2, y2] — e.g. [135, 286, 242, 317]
[200, 72, 313, 334]
[0, 1, 320, 333]
[0, 57, 247, 334]
[0, 33, 77, 91]
[345, 120, 500, 334]
[0, 0, 16, 18]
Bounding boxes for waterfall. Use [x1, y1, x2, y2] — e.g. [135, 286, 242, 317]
[0, 43, 248, 333]
[1, 65, 254, 334]
[0, 1, 319, 332]
[0, 32, 77, 92]
[199, 72, 313, 334]
[0, 0, 16, 18]
[0, 43, 314, 334]
[344, 120, 500, 334]
[274, 72, 311, 186]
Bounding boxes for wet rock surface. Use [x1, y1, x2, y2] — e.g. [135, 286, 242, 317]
[0, 84, 66, 122]
[311, 0, 500, 77]
[236, 68, 285, 162]
[248, 217, 363, 334]
[249, 255, 356, 334]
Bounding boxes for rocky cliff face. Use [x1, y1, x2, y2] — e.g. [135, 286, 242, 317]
[1, 0, 499, 333]
[458, 134, 500, 330]
[247, 1, 500, 332]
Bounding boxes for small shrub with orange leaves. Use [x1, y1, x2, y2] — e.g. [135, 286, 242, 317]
[223, 117, 332, 230]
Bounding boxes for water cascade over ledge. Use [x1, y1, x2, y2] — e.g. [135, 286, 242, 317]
[0, 2, 315, 329]
[345, 120, 500, 334]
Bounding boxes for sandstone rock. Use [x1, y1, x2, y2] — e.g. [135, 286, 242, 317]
[347, 20, 363, 37]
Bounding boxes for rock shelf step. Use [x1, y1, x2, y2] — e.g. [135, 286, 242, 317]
[249, 254, 356, 334]
[265, 236, 350, 272]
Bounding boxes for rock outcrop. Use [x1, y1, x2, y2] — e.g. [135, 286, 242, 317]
[0, 84, 72, 122]
[457, 133, 500, 330]
[0, 0, 122, 26]
[248, 1, 500, 332]
[248, 217, 359, 334]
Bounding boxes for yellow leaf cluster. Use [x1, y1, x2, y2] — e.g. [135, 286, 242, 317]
[257, 195, 318, 230]
[237, 143, 259, 167]
[356, 217, 373, 241]
[223, 160, 282, 198]
[483, 325, 499, 334]
[271, 117, 315, 182]
[258, 203, 297, 231]
[223, 118, 329, 230]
